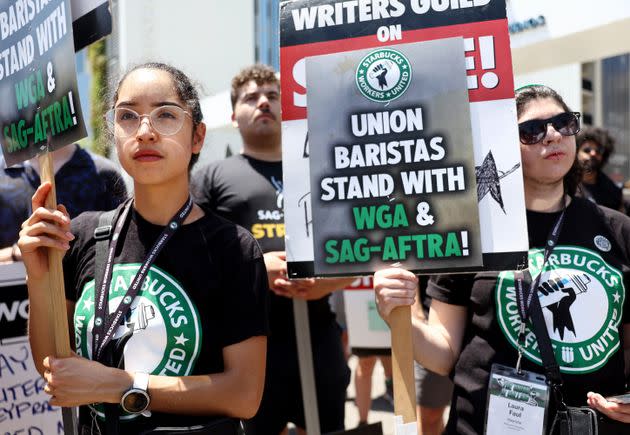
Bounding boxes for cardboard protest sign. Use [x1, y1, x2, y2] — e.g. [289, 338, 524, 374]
[307, 38, 481, 275]
[0, 263, 63, 434]
[280, 0, 529, 277]
[71, 0, 112, 51]
[0, 0, 87, 167]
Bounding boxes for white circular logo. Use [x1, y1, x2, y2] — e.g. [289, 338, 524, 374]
[594, 235, 611, 252]
[356, 48, 412, 103]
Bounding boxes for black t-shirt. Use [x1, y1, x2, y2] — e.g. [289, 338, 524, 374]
[0, 145, 127, 247]
[428, 197, 630, 434]
[192, 154, 336, 339]
[63, 206, 268, 431]
[581, 171, 623, 211]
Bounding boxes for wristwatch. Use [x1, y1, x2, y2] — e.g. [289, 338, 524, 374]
[120, 372, 151, 416]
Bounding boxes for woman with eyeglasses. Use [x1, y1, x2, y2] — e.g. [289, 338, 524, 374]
[374, 85, 630, 434]
[18, 63, 268, 434]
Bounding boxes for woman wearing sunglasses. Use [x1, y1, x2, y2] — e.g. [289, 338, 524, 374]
[18, 63, 268, 434]
[374, 85, 630, 434]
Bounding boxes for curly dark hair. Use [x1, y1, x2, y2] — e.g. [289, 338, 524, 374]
[576, 127, 615, 165]
[110, 62, 204, 170]
[515, 85, 582, 197]
[230, 64, 279, 109]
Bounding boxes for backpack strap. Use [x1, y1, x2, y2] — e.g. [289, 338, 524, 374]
[92, 207, 121, 435]
[93, 208, 118, 298]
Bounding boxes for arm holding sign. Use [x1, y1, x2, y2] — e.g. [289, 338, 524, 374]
[264, 250, 315, 298]
[18, 182, 74, 375]
[292, 277, 356, 300]
[374, 267, 467, 376]
[264, 250, 354, 300]
[20, 182, 267, 418]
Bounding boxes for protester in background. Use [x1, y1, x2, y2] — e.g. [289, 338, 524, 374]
[19, 62, 268, 434]
[374, 85, 630, 434]
[577, 126, 624, 212]
[413, 277, 452, 435]
[0, 144, 127, 263]
[192, 64, 352, 435]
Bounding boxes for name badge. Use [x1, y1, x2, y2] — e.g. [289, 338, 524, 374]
[484, 364, 549, 435]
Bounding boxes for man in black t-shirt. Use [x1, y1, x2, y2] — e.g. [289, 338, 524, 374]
[192, 65, 352, 435]
[577, 127, 624, 212]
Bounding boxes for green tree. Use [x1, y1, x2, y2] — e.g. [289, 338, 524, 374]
[86, 39, 108, 156]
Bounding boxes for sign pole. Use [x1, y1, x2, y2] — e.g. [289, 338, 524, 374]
[38, 151, 78, 435]
[390, 306, 417, 434]
[293, 299, 321, 435]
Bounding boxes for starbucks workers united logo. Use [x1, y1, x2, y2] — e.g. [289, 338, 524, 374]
[356, 48, 412, 103]
[74, 264, 202, 419]
[496, 246, 625, 374]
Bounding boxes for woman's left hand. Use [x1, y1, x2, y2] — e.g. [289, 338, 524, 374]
[43, 355, 132, 407]
[587, 391, 630, 423]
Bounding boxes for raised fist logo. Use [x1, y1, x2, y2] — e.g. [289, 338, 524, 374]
[537, 276, 582, 340]
[371, 63, 389, 89]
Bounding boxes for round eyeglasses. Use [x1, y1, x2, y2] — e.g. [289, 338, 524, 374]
[105, 105, 192, 137]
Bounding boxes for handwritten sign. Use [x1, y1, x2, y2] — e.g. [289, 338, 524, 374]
[0, 263, 62, 434]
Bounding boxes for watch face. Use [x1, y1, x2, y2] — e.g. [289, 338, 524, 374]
[122, 390, 149, 413]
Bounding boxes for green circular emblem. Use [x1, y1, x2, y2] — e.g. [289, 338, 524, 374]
[496, 246, 624, 374]
[355, 48, 412, 103]
[169, 222, 178, 230]
[74, 264, 202, 420]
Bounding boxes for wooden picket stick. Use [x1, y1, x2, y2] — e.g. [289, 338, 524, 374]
[39, 151, 77, 435]
[390, 305, 417, 426]
[293, 299, 321, 435]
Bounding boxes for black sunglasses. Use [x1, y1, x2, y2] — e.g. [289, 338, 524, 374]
[518, 112, 581, 145]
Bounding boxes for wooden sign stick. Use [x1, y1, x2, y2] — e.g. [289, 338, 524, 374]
[38, 151, 78, 435]
[390, 306, 417, 433]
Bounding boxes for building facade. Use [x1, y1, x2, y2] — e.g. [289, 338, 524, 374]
[508, 0, 630, 184]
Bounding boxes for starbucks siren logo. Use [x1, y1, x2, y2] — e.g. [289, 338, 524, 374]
[74, 263, 202, 420]
[495, 246, 625, 374]
[356, 48, 412, 103]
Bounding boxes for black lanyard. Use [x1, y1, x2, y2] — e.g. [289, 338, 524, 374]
[92, 197, 193, 362]
[513, 201, 566, 371]
[515, 205, 566, 324]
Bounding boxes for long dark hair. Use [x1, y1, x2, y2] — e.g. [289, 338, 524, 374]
[515, 85, 582, 197]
